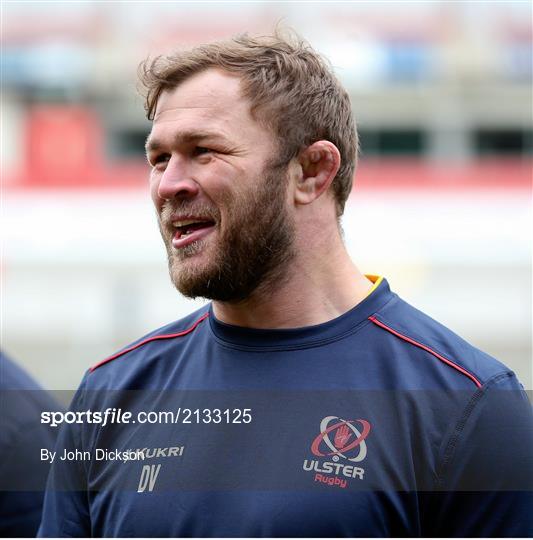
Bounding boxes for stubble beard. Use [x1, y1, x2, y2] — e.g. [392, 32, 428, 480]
[159, 162, 295, 303]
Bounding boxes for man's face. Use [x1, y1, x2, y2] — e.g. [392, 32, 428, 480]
[146, 69, 295, 302]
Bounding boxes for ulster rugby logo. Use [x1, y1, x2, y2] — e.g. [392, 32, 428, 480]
[303, 416, 371, 489]
[311, 416, 371, 463]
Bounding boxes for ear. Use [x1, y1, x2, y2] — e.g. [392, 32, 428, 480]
[294, 141, 341, 206]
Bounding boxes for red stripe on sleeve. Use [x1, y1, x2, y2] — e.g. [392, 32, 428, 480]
[368, 315, 482, 388]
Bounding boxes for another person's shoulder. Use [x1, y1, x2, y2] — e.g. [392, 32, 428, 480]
[0, 351, 62, 537]
[0, 350, 61, 422]
[1, 350, 44, 390]
[84, 305, 210, 387]
[368, 289, 516, 390]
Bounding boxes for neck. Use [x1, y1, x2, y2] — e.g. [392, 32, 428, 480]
[212, 228, 373, 329]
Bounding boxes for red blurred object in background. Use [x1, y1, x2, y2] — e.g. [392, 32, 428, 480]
[23, 105, 104, 187]
[8, 104, 531, 193]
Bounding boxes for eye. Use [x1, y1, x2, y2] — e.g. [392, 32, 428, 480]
[150, 153, 170, 167]
[193, 146, 212, 156]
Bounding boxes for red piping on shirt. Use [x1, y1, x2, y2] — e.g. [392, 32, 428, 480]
[368, 315, 482, 388]
[90, 312, 210, 372]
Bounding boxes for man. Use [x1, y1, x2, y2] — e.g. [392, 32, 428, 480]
[39, 32, 532, 537]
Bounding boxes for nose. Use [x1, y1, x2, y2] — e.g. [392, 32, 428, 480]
[156, 156, 200, 201]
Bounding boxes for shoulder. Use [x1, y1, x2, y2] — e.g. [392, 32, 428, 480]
[0, 351, 60, 448]
[367, 293, 514, 389]
[1, 351, 43, 390]
[85, 305, 210, 384]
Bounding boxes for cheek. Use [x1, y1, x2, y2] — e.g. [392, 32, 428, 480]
[149, 174, 164, 211]
[201, 166, 241, 209]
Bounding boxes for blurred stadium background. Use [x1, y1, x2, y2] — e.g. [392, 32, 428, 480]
[2, 2, 531, 390]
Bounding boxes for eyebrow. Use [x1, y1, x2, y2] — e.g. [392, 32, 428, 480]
[145, 131, 233, 153]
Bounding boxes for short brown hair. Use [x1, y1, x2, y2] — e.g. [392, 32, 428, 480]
[139, 31, 358, 216]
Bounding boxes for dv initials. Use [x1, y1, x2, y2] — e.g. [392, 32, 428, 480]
[137, 464, 161, 493]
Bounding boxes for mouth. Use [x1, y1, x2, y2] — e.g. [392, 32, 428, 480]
[170, 217, 216, 249]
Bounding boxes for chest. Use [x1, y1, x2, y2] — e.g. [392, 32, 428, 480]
[79, 390, 447, 536]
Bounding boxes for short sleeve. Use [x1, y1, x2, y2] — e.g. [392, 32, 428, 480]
[420, 371, 533, 537]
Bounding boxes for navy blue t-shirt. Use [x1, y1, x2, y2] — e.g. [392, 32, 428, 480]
[38, 279, 533, 537]
[0, 352, 62, 537]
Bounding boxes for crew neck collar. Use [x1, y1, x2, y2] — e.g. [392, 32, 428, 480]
[207, 277, 394, 350]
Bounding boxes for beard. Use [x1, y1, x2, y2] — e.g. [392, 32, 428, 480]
[158, 161, 295, 303]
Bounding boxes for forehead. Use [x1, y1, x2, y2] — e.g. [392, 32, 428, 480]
[150, 68, 270, 147]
